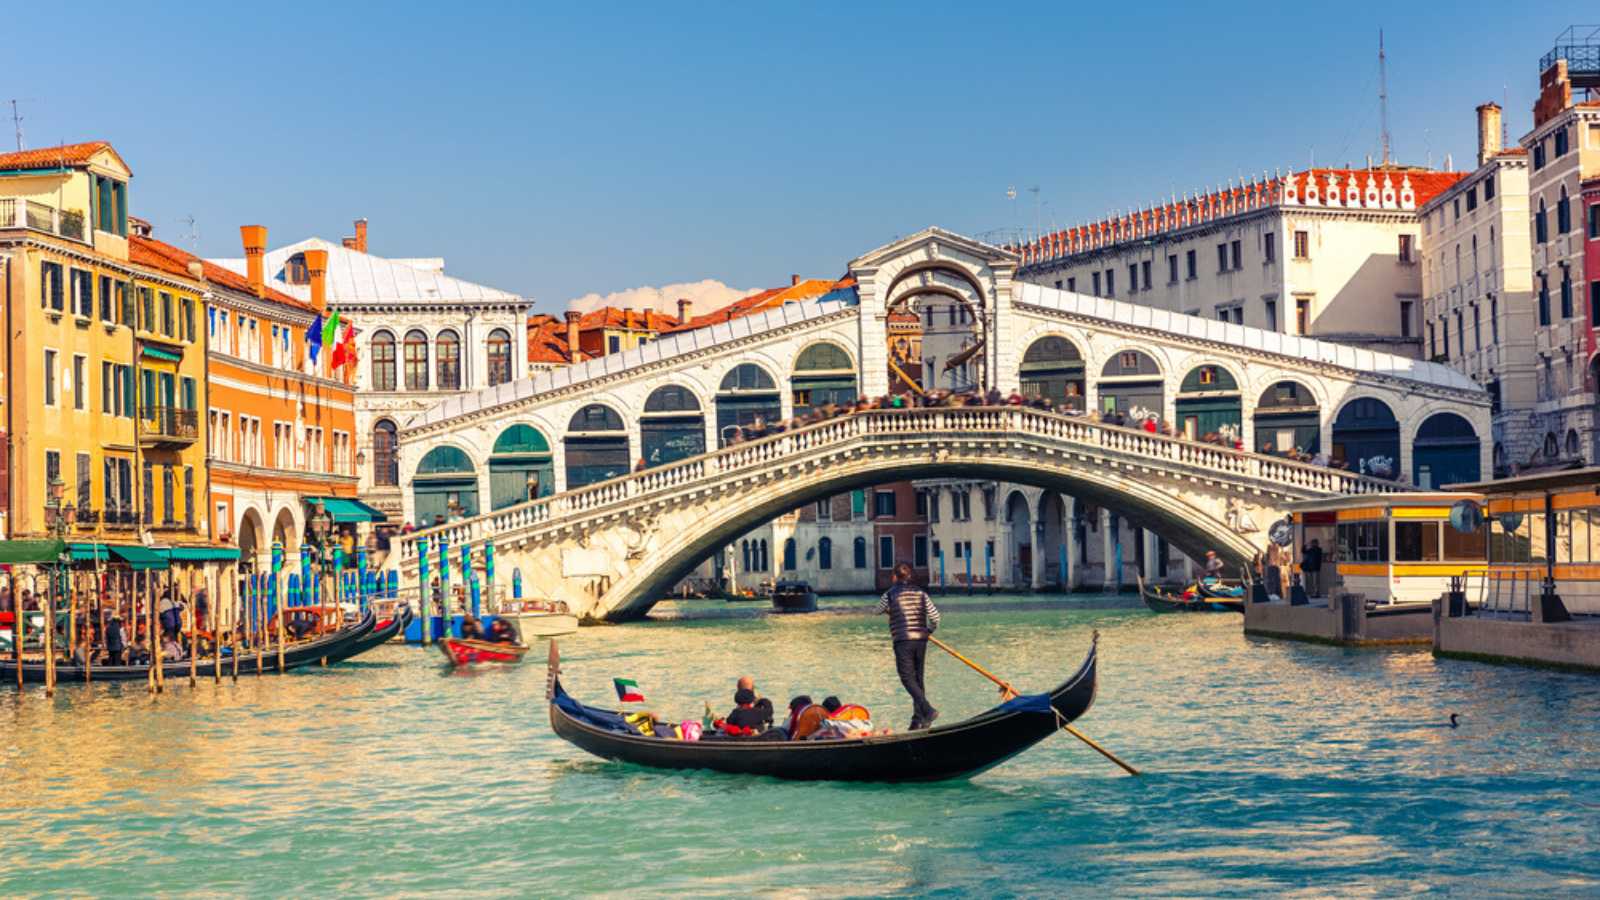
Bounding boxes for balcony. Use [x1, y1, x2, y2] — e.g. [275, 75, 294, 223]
[139, 406, 198, 448]
[0, 198, 86, 242]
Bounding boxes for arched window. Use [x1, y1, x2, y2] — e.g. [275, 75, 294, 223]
[403, 329, 429, 391]
[371, 330, 396, 391]
[853, 536, 868, 569]
[436, 329, 461, 391]
[1558, 187, 1571, 234]
[741, 540, 751, 572]
[756, 539, 769, 572]
[1536, 198, 1548, 243]
[1567, 429, 1580, 456]
[565, 404, 628, 488]
[487, 328, 513, 386]
[413, 445, 477, 524]
[1544, 432, 1559, 458]
[783, 538, 796, 571]
[818, 537, 832, 570]
[372, 419, 398, 486]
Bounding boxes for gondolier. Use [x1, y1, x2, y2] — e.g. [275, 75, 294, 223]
[875, 562, 940, 730]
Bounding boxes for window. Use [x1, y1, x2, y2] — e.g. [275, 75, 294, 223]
[873, 490, 896, 518]
[1554, 126, 1568, 157]
[101, 361, 114, 413]
[1466, 186, 1478, 212]
[915, 490, 929, 518]
[1536, 199, 1548, 243]
[1217, 242, 1228, 273]
[1428, 322, 1436, 358]
[1336, 521, 1388, 563]
[1230, 240, 1241, 270]
[43, 349, 57, 406]
[1066, 277, 1075, 292]
[139, 287, 154, 330]
[1561, 270, 1574, 320]
[76, 452, 91, 515]
[1490, 296, 1500, 344]
[1440, 318, 1449, 359]
[70, 268, 92, 317]
[117, 281, 133, 326]
[782, 538, 796, 571]
[1399, 300, 1413, 339]
[818, 537, 832, 570]
[72, 354, 86, 410]
[1091, 271, 1101, 296]
[1533, 142, 1545, 170]
[98, 275, 114, 322]
[183, 467, 194, 529]
[1452, 198, 1461, 222]
[1140, 260, 1151, 291]
[40, 261, 64, 311]
[1292, 230, 1310, 259]
[181, 297, 195, 342]
[161, 466, 175, 525]
[1558, 188, 1572, 234]
[1590, 203, 1600, 239]
[877, 535, 894, 570]
[371, 331, 397, 391]
[159, 292, 174, 336]
[1456, 310, 1465, 356]
[815, 498, 832, 522]
[1473, 304, 1481, 351]
[1398, 234, 1414, 263]
[1128, 264, 1138, 292]
[1185, 249, 1197, 279]
[851, 490, 866, 520]
[1394, 522, 1442, 562]
[1263, 232, 1276, 263]
[1538, 274, 1550, 326]
[1484, 174, 1495, 201]
[1104, 269, 1114, 297]
[403, 329, 429, 390]
[487, 328, 513, 386]
[1264, 299, 1277, 332]
[44, 450, 60, 492]
[853, 536, 868, 569]
[607, 334, 621, 354]
[1167, 254, 1178, 283]
[435, 330, 460, 390]
[373, 419, 399, 486]
[1295, 297, 1310, 335]
[913, 534, 929, 568]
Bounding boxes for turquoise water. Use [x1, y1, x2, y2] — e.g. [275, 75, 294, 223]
[3, 594, 1599, 897]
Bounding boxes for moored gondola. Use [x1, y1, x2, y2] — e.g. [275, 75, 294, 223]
[0, 608, 379, 683]
[545, 634, 1099, 782]
[322, 606, 412, 664]
[1138, 576, 1243, 613]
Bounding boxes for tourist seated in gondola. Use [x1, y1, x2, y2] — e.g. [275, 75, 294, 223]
[486, 619, 518, 644]
[460, 616, 485, 640]
[129, 636, 151, 666]
[785, 695, 827, 740]
[161, 631, 184, 661]
[720, 688, 770, 736]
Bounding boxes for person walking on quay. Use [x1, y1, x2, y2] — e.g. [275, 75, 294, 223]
[1301, 539, 1324, 598]
[875, 562, 941, 730]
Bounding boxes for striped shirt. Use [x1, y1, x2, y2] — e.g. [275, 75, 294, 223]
[875, 583, 941, 641]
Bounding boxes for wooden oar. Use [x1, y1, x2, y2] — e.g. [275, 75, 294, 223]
[926, 635, 1140, 776]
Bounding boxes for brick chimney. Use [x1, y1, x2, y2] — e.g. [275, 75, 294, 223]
[564, 311, 581, 362]
[353, 218, 368, 253]
[623, 306, 635, 329]
[791, 274, 800, 286]
[304, 248, 330, 313]
[1476, 102, 1502, 166]
[240, 225, 268, 296]
[676, 298, 692, 322]
[341, 237, 358, 250]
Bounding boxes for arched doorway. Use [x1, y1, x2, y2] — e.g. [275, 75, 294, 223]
[565, 404, 629, 488]
[414, 446, 478, 525]
[489, 424, 554, 509]
[791, 342, 857, 417]
[1005, 491, 1032, 588]
[641, 385, 705, 467]
[1019, 336, 1086, 410]
[1175, 364, 1241, 440]
[1038, 492, 1069, 589]
[271, 507, 298, 550]
[716, 363, 780, 446]
[1253, 380, 1320, 455]
[1332, 398, 1400, 478]
[1412, 412, 1480, 488]
[237, 508, 264, 571]
[1097, 350, 1163, 419]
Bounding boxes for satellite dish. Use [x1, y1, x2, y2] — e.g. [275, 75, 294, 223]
[1496, 512, 1523, 533]
[1449, 500, 1484, 534]
[1268, 518, 1295, 547]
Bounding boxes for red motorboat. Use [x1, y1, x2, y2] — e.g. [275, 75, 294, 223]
[437, 637, 530, 666]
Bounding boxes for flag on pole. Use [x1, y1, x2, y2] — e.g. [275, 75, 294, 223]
[321, 308, 341, 347]
[613, 678, 645, 703]
[307, 313, 324, 364]
[331, 322, 357, 371]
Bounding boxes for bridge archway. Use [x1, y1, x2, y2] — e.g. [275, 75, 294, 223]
[791, 341, 857, 417]
[489, 424, 553, 510]
[716, 363, 781, 446]
[1004, 490, 1032, 586]
[415, 445, 478, 525]
[1253, 380, 1320, 456]
[1175, 364, 1242, 440]
[1038, 491, 1070, 588]
[1098, 349, 1163, 418]
[1332, 398, 1400, 478]
[641, 385, 705, 468]
[886, 263, 989, 392]
[1019, 335, 1086, 410]
[565, 404, 629, 489]
[1412, 412, 1480, 488]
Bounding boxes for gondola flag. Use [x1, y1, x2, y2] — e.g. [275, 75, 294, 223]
[613, 677, 645, 703]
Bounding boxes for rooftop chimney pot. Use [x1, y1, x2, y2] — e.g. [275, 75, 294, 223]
[1476, 102, 1503, 166]
[353, 218, 368, 253]
[791, 274, 800, 286]
[240, 225, 268, 296]
[304, 248, 330, 313]
[564, 310, 581, 362]
[676, 298, 692, 323]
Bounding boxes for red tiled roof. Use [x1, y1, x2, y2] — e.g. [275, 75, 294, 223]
[526, 314, 581, 365]
[576, 307, 680, 331]
[130, 235, 312, 312]
[665, 277, 851, 333]
[0, 141, 126, 174]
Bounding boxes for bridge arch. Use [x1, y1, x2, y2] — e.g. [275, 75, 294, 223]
[1411, 411, 1481, 488]
[489, 423, 554, 509]
[565, 404, 629, 489]
[414, 445, 479, 525]
[641, 384, 706, 468]
[1097, 347, 1166, 419]
[715, 362, 782, 445]
[791, 340, 858, 416]
[1252, 379, 1322, 456]
[1331, 396, 1401, 478]
[1175, 362, 1243, 440]
[1018, 334, 1087, 410]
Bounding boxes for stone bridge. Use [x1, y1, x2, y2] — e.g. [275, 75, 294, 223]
[394, 227, 1491, 619]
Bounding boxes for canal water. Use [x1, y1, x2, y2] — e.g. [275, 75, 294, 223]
[3, 593, 1598, 897]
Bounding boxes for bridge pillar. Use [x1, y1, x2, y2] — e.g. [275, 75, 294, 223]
[1031, 519, 1046, 590]
[1101, 509, 1118, 592]
[1065, 498, 1078, 591]
[1143, 529, 1161, 583]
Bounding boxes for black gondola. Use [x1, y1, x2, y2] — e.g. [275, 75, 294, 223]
[1137, 576, 1243, 614]
[1194, 578, 1248, 602]
[0, 608, 378, 683]
[322, 606, 412, 664]
[546, 634, 1099, 782]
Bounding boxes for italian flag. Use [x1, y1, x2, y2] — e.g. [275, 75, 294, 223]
[613, 678, 644, 703]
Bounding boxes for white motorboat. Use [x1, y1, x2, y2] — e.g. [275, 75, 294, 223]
[496, 599, 579, 638]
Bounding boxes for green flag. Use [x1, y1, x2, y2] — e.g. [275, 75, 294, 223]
[321, 308, 340, 347]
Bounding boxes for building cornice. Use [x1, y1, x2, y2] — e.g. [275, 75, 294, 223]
[206, 352, 358, 399]
[211, 459, 358, 488]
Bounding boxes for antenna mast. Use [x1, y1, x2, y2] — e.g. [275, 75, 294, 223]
[1378, 29, 1392, 165]
[9, 100, 21, 152]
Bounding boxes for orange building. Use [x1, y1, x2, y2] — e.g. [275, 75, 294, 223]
[129, 226, 365, 573]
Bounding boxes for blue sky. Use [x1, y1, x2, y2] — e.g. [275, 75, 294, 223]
[7, 2, 1591, 313]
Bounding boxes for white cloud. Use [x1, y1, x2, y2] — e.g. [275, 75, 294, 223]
[563, 279, 760, 316]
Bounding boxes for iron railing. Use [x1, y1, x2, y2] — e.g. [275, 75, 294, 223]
[0, 199, 87, 241]
[140, 406, 199, 442]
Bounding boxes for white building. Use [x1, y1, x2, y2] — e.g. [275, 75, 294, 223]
[1420, 103, 1538, 477]
[216, 220, 533, 522]
[1014, 166, 1466, 358]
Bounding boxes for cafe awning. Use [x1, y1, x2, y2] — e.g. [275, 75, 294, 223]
[68, 543, 112, 563]
[0, 539, 67, 565]
[141, 346, 182, 363]
[162, 546, 242, 562]
[110, 544, 168, 570]
[308, 497, 388, 524]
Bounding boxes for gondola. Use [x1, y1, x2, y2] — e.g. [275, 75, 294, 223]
[321, 606, 412, 664]
[1194, 577, 1247, 601]
[438, 636, 530, 666]
[0, 608, 378, 684]
[546, 634, 1099, 782]
[1138, 576, 1243, 614]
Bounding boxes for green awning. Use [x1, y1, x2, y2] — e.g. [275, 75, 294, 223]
[0, 539, 67, 565]
[309, 497, 387, 523]
[68, 543, 112, 563]
[111, 545, 168, 570]
[141, 346, 182, 363]
[162, 546, 241, 562]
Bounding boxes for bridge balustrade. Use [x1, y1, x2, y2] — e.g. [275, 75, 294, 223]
[397, 406, 1401, 565]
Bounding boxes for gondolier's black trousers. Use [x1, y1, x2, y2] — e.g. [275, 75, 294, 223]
[893, 639, 935, 724]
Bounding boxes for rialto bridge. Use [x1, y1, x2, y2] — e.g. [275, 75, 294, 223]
[395, 228, 1490, 620]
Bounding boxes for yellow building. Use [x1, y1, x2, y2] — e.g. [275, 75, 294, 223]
[0, 141, 213, 564]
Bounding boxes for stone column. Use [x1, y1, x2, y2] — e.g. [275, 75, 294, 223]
[1101, 508, 1117, 591]
[1032, 519, 1046, 590]
[1144, 529, 1161, 583]
[1065, 497, 1078, 590]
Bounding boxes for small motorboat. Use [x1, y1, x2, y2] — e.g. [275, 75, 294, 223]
[496, 599, 578, 638]
[771, 580, 818, 614]
[1138, 576, 1243, 613]
[438, 637, 530, 666]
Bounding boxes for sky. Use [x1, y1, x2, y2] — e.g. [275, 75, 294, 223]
[6, 2, 1592, 315]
